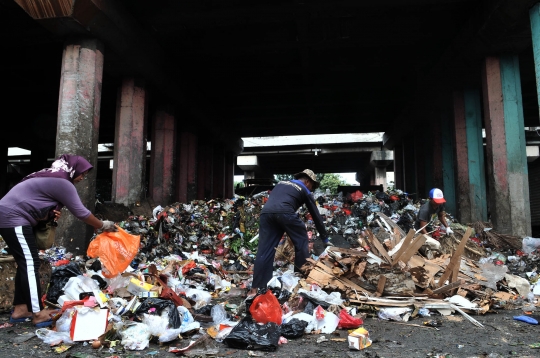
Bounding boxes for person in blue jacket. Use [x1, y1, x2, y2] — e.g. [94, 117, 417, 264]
[248, 169, 330, 297]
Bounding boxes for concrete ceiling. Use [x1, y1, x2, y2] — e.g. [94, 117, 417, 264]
[1, 0, 539, 161]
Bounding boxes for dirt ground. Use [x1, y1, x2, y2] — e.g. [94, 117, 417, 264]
[0, 308, 539, 358]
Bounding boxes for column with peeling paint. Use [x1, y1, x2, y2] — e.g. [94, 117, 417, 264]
[112, 77, 148, 207]
[482, 56, 531, 237]
[150, 105, 175, 206]
[453, 89, 487, 223]
[176, 131, 198, 203]
[55, 38, 104, 254]
[441, 110, 456, 215]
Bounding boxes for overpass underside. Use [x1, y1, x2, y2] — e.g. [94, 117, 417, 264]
[1, 0, 540, 253]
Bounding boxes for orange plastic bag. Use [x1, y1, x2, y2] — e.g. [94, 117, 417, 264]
[87, 227, 140, 278]
[249, 290, 282, 325]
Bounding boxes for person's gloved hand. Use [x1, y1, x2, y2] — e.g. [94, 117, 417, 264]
[445, 226, 454, 235]
[100, 220, 118, 232]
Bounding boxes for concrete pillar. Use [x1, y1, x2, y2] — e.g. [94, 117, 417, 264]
[482, 56, 531, 236]
[0, 145, 8, 197]
[453, 89, 487, 223]
[415, 133, 427, 198]
[111, 77, 148, 207]
[529, 4, 540, 111]
[441, 110, 456, 215]
[393, 143, 404, 190]
[213, 145, 226, 198]
[149, 105, 175, 206]
[370, 151, 393, 191]
[55, 38, 104, 254]
[225, 152, 235, 198]
[197, 143, 213, 200]
[176, 131, 198, 203]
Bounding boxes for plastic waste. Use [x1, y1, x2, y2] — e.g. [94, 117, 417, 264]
[87, 227, 141, 278]
[513, 315, 538, 325]
[223, 316, 281, 352]
[35, 328, 74, 345]
[185, 288, 212, 310]
[55, 308, 75, 332]
[46, 262, 83, 303]
[249, 289, 282, 325]
[211, 304, 228, 325]
[314, 310, 339, 334]
[280, 318, 308, 338]
[337, 309, 363, 329]
[377, 307, 412, 321]
[134, 298, 181, 329]
[120, 322, 151, 350]
[522, 237, 540, 254]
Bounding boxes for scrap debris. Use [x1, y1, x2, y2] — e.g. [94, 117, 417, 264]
[0, 187, 538, 353]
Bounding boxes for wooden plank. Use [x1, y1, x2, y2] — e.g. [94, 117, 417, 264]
[375, 275, 387, 297]
[338, 276, 372, 295]
[391, 229, 415, 265]
[431, 280, 464, 295]
[437, 228, 472, 287]
[378, 212, 406, 237]
[327, 247, 368, 257]
[395, 235, 427, 265]
[366, 230, 392, 264]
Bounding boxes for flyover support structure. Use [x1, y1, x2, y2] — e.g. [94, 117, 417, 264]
[176, 131, 198, 203]
[453, 89, 487, 224]
[482, 56, 531, 237]
[213, 145, 226, 199]
[197, 143, 214, 200]
[150, 105, 176, 206]
[112, 77, 148, 207]
[55, 38, 104, 254]
[393, 143, 404, 190]
[370, 151, 393, 191]
[441, 110, 456, 215]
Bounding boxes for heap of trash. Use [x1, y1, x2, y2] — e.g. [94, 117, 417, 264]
[3, 186, 539, 354]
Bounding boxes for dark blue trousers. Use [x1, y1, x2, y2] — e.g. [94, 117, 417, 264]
[251, 213, 309, 288]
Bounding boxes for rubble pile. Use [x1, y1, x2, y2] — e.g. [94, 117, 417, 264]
[2, 187, 539, 354]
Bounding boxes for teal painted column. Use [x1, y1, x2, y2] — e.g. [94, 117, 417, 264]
[464, 90, 487, 221]
[529, 3, 540, 110]
[482, 56, 531, 237]
[441, 111, 456, 215]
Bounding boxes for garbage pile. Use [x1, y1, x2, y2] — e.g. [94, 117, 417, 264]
[14, 187, 540, 354]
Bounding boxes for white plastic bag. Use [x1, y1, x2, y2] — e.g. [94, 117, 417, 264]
[522, 237, 540, 254]
[185, 288, 212, 310]
[120, 322, 151, 350]
[36, 328, 74, 345]
[211, 304, 227, 325]
[55, 308, 75, 332]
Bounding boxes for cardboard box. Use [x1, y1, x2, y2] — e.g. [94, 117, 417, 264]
[127, 277, 154, 295]
[70, 307, 109, 341]
[348, 327, 372, 350]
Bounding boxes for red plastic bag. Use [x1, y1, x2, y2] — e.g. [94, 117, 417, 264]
[315, 305, 326, 320]
[338, 309, 363, 329]
[249, 290, 282, 325]
[351, 190, 363, 202]
[87, 227, 140, 278]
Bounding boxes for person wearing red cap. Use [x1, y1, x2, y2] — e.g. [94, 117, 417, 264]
[414, 188, 453, 235]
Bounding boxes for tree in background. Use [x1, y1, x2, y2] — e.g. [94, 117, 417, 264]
[274, 174, 293, 182]
[319, 173, 346, 194]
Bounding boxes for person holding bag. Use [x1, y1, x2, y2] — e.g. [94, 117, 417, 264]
[0, 154, 117, 328]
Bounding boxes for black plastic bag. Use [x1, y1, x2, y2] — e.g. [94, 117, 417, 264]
[303, 300, 316, 315]
[223, 316, 281, 352]
[281, 318, 308, 339]
[134, 298, 181, 329]
[299, 292, 330, 309]
[45, 262, 83, 303]
[194, 304, 213, 316]
[269, 287, 291, 304]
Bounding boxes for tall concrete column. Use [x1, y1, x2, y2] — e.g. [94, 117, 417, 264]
[370, 151, 393, 191]
[112, 77, 148, 207]
[197, 143, 214, 200]
[393, 143, 404, 190]
[453, 89, 487, 223]
[176, 131, 198, 203]
[149, 106, 175, 206]
[225, 152, 235, 198]
[213, 145, 226, 198]
[482, 56, 531, 236]
[55, 38, 104, 254]
[441, 110, 456, 214]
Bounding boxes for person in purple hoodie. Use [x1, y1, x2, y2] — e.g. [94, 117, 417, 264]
[0, 154, 117, 328]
